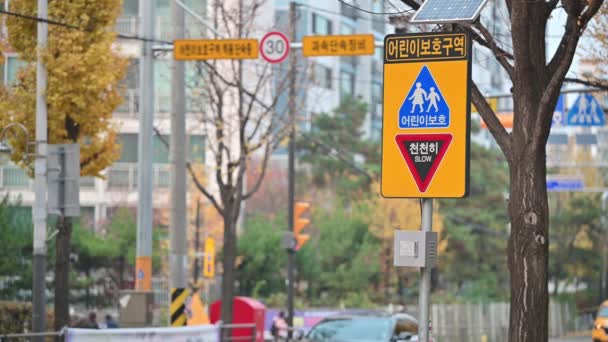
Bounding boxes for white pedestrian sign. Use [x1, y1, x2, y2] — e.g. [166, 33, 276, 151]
[567, 93, 605, 126]
[399, 66, 450, 129]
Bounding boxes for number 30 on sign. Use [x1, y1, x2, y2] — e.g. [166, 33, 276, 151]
[260, 31, 290, 64]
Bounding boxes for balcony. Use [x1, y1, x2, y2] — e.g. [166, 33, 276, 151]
[116, 89, 140, 117]
[107, 163, 170, 191]
[114, 90, 172, 117]
[0, 166, 96, 189]
[116, 16, 139, 36]
[116, 13, 208, 40]
[0, 165, 30, 189]
[340, 2, 358, 20]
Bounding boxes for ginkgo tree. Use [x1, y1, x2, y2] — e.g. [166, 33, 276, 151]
[0, 0, 127, 331]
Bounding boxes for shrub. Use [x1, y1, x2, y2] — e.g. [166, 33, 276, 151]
[0, 301, 54, 335]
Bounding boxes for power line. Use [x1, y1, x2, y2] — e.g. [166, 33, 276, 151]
[336, 0, 413, 15]
[297, 3, 393, 24]
[0, 9, 171, 44]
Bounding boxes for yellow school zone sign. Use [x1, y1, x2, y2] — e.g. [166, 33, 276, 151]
[302, 34, 375, 57]
[381, 32, 471, 198]
[174, 39, 259, 60]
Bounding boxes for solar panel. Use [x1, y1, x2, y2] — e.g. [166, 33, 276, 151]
[410, 0, 490, 24]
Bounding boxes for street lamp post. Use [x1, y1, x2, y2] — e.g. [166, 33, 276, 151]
[0, 121, 46, 339]
[0, 123, 35, 157]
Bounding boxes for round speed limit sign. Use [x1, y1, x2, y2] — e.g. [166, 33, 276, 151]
[260, 31, 290, 63]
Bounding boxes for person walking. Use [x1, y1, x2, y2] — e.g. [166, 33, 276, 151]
[105, 314, 119, 328]
[271, 311, 288, 341]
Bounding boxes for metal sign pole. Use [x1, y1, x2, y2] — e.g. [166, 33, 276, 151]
[601, 192, 608, 300]
[32, 1, 48, 339]
[419, 198, 433, 342]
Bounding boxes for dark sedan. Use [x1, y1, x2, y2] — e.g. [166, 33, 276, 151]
[300, 313, 421, 342]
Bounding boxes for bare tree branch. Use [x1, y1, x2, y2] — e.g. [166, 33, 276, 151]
[545, 0, 560, 16]
[537, 0, 604, 145]
[456, 23, 514, 61]
[242, 143, 271, 200]
[187, 162, 224, 215]
[153, 125, 224, 214]
[399, 0, 419, 10]
[471, 83, 512, 161]
[505, 0, 513, 17]
[546, 12, 578, 76]
[564, 77, 608, 91]
[464, 22, 514, 79]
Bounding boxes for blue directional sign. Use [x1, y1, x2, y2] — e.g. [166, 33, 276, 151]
[567, 93, 605, 126]
[399, 65, 450, 129]
[551, 94, 565, 127]
[546, 178, 584, 192]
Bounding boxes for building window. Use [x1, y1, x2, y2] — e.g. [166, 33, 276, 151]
[310, 64, 332, 89]
[189, 135, 205, 164]
[372, 82, 382, 103]
[340, 71, 355, 96]
[122, 0, 139, 16]
[4, 56, 26, 85]
[123, 58, 139, 90]
[153, 135, 169, 163]
[155, 60, 171, 113]
[118, 134, 138, 163]
[372, 0, 385, 33]
[341, 22, 355, 35]
[340, 0, 358, 20]
[312, 13, 332, 35]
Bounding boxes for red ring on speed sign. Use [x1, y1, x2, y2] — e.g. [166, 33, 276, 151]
[260, 31, 290, 64]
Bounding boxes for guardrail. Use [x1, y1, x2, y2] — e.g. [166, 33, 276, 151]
[0, 329, 64, 341]
[0, 323, 257, 342]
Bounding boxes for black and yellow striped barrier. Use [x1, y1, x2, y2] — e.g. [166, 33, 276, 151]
[170, 288, 189, 326]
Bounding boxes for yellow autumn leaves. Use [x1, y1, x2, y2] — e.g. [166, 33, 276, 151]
[0, 0, 127, 177]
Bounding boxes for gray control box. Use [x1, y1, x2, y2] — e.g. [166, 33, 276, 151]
[47, 144, 80, 217]
[394, 230, 438, 268]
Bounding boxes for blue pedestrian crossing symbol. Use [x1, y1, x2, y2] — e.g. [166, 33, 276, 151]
[399, 65, 450, 129]
[551, 94, 565, 127]
[567, 93, 605, 126]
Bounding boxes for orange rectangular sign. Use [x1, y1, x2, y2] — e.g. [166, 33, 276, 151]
[382, 32, 471, 198]
[203, 238, 215, 278]
[302, 34, 375, 57]
[174, 39, 259, 60]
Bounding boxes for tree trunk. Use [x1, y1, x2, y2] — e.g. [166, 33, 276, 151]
[118, 255, 125, 289]
[507, 149, 549, 342]
[54, 216, 72, 331]
[85, 267, 91, 309]
[220, 209, 237, 338]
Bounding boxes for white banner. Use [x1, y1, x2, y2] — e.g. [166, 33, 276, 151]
[65, 325, 219, 342]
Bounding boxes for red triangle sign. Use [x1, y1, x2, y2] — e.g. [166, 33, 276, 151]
[395, 134, 452, 193]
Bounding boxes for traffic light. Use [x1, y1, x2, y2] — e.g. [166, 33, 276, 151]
[293, 201, 311, 250]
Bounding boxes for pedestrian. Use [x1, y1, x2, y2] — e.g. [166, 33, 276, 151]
[85, 312, 100, 329]
[105, 314, 119, 328]
[271, 311, 288, 341]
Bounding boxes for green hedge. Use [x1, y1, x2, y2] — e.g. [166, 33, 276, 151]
[0, 301, 54, 335]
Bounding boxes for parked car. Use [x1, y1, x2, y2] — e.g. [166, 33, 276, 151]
[593, 301, 608, 342]
[298, 312, 426, 342]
